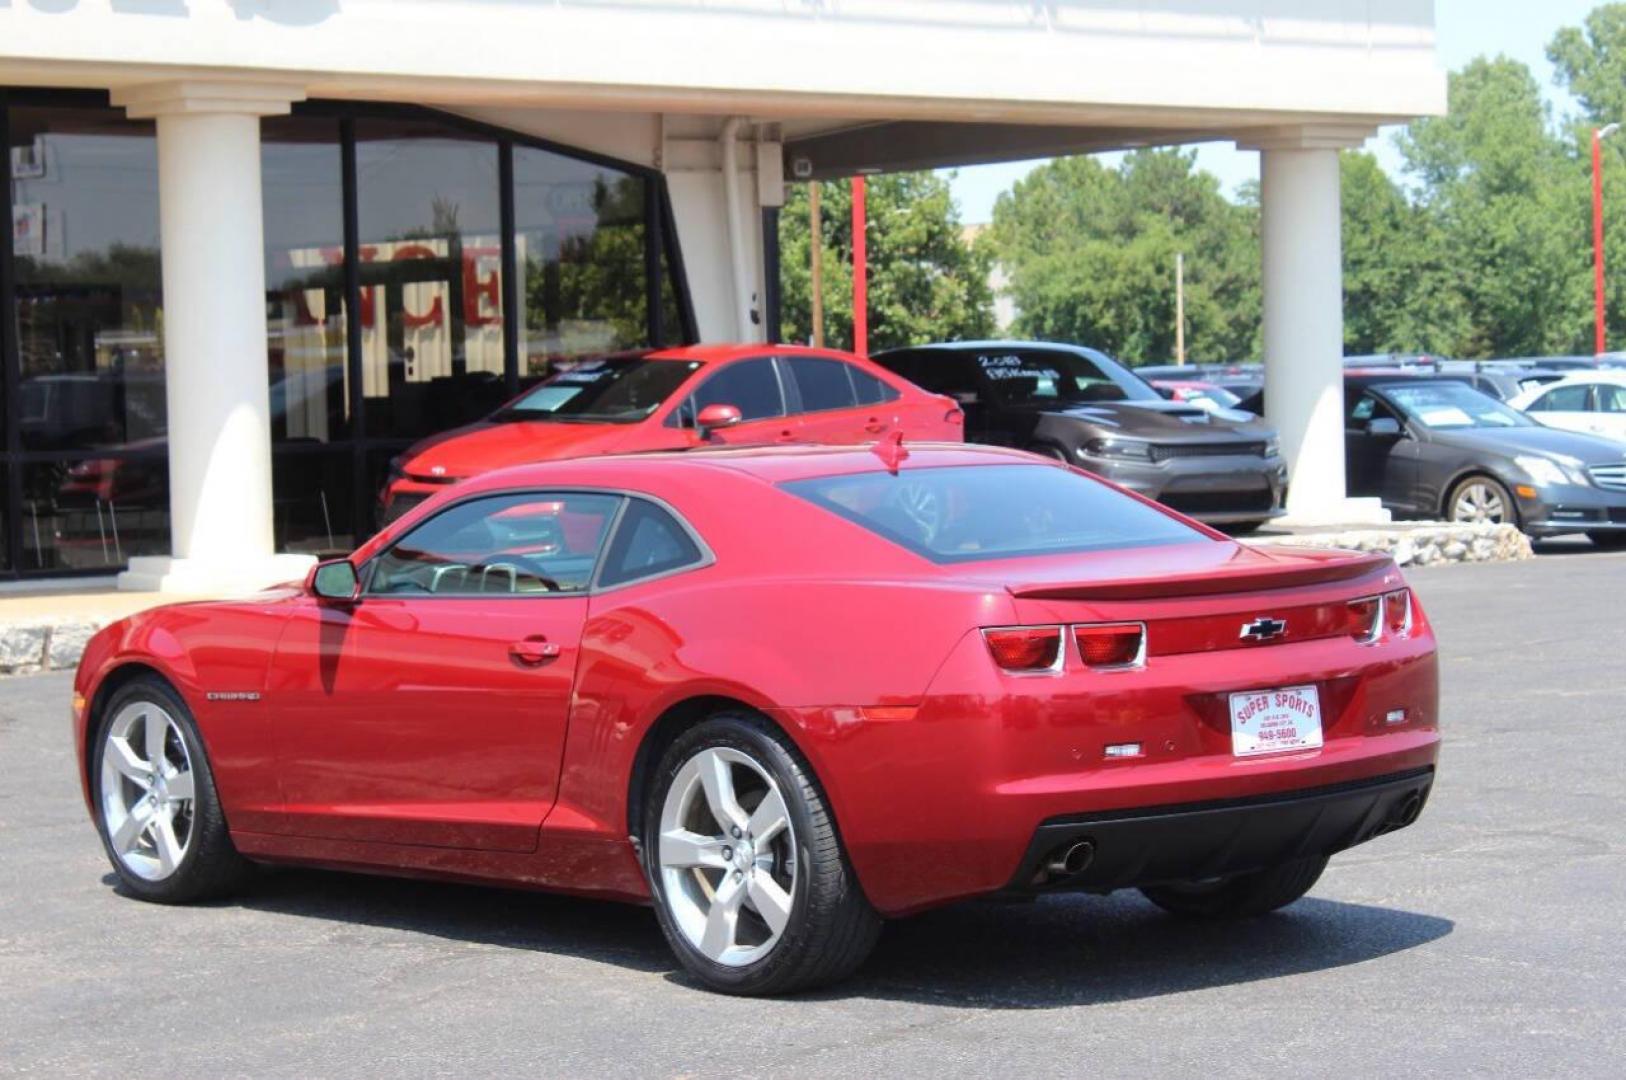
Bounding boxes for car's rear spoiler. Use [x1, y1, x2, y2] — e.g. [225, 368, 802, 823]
[1006, 551, 1392, 602]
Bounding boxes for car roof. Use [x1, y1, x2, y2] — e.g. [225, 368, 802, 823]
[1541, 370, 1626, 385]
[874, 340, 1116, 360]
[455, 441, 1037, 495]
[644, 343, 871, 365]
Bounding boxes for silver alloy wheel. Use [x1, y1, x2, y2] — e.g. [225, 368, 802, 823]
[99, 701, 196, 881]
[1451, 480, 1508, 524]
[657, 746, 797, 967]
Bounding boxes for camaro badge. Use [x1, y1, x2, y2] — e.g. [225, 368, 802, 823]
[1239, 617, 1288, 642]
[206, 691, 261, 702]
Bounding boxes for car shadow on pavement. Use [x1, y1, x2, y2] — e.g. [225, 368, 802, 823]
[833, 891, 1454, 1009]
[128, 867, 1452, 1007]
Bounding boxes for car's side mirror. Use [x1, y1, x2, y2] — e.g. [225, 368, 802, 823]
[308, 558, 360, 603]
[696, 403, 743, 439]
[1366, 417, 1403, 438]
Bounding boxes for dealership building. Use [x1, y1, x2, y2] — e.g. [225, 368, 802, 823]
[0, 1, 1444, 591]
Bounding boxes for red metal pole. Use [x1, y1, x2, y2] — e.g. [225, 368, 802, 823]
[1595, 128, 1607, 356]
[852, 174, 865, 354]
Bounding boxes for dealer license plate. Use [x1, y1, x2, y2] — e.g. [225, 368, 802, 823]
[1229, 685, 1323, 757]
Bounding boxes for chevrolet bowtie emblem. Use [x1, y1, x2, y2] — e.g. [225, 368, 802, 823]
[1239, 617, 1288, 642]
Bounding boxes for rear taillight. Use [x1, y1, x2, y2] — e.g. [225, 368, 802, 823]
[1074, 623, 1145, 669]
[983, 627, 1063, 672]
[1384, 588, 1412, 637]
[1347, 596, 1382, 644]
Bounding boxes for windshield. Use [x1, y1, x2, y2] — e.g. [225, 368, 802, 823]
[973, 349, 1162, 406]
[494, 357, 701, 423]
[781, 463, 1206, 564]
[1382, 382, 1535, 430]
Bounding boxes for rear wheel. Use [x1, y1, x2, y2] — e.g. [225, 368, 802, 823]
[1447, 475, 1517, 528]
[1139, 855, 1328, 919]
[642, 712, 881, 995]
[1587, 531, 1626, 549]
[91, 675, 255, 903]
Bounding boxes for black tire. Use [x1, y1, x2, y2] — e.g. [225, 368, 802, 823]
[1445, 474, 1519, 529]
[1220, 519, 1269, 535]
[641, 711, 881, 995]
[1139, 854, 1328, 919]
[90, 675, 255, 904]
[1587, 531, 1626, 549]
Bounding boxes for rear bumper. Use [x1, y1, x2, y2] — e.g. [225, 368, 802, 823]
[1006, 766, 1434, 893]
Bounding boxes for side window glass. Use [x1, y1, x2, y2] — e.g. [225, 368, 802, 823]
[786, 357, 858, 413]
[598, 500, 704, 587]
[1348, 394, 1377, 424]
[1533, 384, 1589, 412]
[1597, 384, 1626, 413]
[367, 492, 621, 595]
[907, 355, 973, 395]
[687, 358, 784, 422]
[850, 366, 901, 405]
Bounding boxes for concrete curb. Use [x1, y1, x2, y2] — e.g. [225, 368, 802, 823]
[1244, 521, 1534, 567]
[1, 618, 108, 678]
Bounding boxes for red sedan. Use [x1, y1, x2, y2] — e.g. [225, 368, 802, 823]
[73, 443, 1438, 995]
[379, 344, 963, 523]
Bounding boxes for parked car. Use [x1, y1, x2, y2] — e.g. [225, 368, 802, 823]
[1431, 362, 1562, 403]
[73, 442, 1439, 995]
[1344, 353, 1444, 371]
[378, 345, 962, 524]
[872, 342, 1286, 529]
[1149, 378, 1249, 414]
[1341, 376, 1626, 546]
[1509, 372, 1626, 442]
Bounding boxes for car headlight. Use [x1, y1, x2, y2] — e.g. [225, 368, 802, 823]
[1263, 436, 1281, 458]
[1514, 455, 1587, 487]
[1081, 437, 1152, 461]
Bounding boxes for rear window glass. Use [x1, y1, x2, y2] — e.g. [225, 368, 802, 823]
[781, 464, 1206, 563]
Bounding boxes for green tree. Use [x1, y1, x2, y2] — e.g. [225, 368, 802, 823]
[1395, 56, 1590, 357]
[1340, 151, 1466, 354]
[985, 149, 1260, 364]
[779, 172, 995, 351]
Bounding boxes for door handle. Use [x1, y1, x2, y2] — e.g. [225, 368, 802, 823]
[509, 637, 562, 665]
[865, 418, 889, 434]
[775, 428, 797, 442]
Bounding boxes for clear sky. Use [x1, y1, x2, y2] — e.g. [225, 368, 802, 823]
[947, 0, 1609, 223]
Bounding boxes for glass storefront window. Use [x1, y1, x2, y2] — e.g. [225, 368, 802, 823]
[263, 115, 350, 445]
[355, 118, 506, 439]
[3, 96, 689, 577]
[513, 145, 649, 378]
[20, 456, 169, 572]
[9, 106, 165, 453]
[273, 448, 355, 557]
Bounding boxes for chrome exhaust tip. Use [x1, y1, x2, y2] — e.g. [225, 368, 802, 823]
[1044, 839, 1095, 878]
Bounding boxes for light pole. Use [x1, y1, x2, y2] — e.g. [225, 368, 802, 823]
[1593, 122, 1620, 355]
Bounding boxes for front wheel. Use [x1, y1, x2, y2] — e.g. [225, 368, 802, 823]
[91, 675, 255, 903]
[642, 712, 881, 995]
[1447, 475, 1517, 528]
[1139, 855, 1328, 919]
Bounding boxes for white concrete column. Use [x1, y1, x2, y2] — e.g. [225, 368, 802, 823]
[1240, 125, 1388, 526]
[111, 81, 314, 593]
[664, 122, 771, 343]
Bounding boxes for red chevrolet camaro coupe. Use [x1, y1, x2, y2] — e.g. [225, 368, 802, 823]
[378, 344, 963, 524]
[74, 443, 1439, 995]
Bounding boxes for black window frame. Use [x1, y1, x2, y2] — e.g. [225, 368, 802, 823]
[0, 89, 698, 579]
[359, 486, 711, 596]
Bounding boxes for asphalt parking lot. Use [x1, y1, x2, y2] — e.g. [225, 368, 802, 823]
[3, 548, 1624, 1079]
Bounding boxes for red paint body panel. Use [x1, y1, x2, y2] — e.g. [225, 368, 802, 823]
[73, 445, 1440, 917]
[380, 344, 961, 517]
